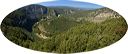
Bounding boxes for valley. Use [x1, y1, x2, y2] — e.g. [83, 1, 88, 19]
[0, 4, 127, 53]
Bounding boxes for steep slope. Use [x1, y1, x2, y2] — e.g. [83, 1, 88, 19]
[32, 7, 124, 39]
[67, 7, 121, 23]
[2, 4, 78, 39]
[2, 4, 77, 32]
[87, 8, 121, 22]
[2, 4, 49, 32]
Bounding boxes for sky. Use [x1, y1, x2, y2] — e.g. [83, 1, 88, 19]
[38, 0, 103, 9]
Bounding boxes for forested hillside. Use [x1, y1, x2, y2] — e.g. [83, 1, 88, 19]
[0, 4, 127, 53]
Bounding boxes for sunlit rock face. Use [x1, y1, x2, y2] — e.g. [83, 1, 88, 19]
[0, 0, 128, 53]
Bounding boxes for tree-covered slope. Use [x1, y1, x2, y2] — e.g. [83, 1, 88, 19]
[50, 17, 127, 53]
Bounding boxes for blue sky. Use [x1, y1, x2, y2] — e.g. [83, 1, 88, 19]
[38, 0, 103, 9]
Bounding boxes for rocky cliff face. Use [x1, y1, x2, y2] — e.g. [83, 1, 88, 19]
[89, 8, 121, 22]
[73, 7, 121, 23]
[2, 4, 49, 32]
[2, 4, 76, 32]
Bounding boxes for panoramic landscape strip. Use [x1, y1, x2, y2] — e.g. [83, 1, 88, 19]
[0, 1, 128, 53]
